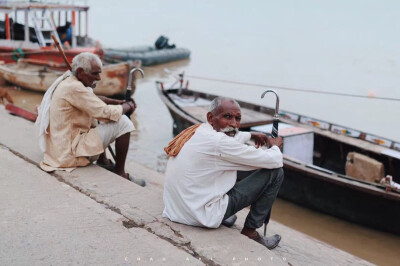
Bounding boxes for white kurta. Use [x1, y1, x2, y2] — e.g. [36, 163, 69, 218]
[162, 123, 283, 228]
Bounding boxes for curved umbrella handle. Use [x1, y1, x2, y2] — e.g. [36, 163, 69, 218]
[261, 89, 280, 138]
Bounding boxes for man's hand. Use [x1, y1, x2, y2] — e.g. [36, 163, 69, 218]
[98, 96, 126, 105]
[269, 137, 283, 150]
[122, 98, 137, 115]
[250, 132, 283, 150]
[250, 132, 269, 148]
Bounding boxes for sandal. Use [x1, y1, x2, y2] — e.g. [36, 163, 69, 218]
[250, 232, 281, 250]
[96, 159, 115, 171]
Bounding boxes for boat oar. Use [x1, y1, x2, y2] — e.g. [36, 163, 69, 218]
[51, 34, 71, 70]
[125, 67, 144, 117]
[260, 89, 280, 237]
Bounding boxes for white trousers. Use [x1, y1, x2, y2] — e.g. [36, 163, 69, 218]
[97, 115, 135, 149]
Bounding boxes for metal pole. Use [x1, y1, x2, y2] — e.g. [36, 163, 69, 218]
[85, 11, 88, 37]
[78, 11, 81, 37]
[5, 13, 10, 40]
[50, 11, 55, 26]
[24, 10, 29, 42]
[41, 10, 45, 28]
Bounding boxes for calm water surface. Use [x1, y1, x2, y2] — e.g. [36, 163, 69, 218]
[6, 0, 400, 264]
[90, 0, 400, 142]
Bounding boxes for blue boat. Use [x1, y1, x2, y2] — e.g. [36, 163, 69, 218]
[104, 45, 191, 66]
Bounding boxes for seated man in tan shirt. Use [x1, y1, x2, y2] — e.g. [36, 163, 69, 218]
[36, 52, 144, 186]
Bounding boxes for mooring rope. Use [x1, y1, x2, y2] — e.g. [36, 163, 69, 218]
[185, 74, 400, 102]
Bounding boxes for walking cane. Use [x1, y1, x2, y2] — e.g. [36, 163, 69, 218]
[260, 89, 280, 237]
[108, 68, 144, 159]
[125, 67, 144, 117]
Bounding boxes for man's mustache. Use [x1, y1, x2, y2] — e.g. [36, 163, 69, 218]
[220, 126, 238, 134]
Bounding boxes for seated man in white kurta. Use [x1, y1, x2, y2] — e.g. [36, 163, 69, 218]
[162, 97, 284, 249]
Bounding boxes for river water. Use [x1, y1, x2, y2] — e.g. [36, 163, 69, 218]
[90, 0, 400, 142]
[5, 0, 400, 264]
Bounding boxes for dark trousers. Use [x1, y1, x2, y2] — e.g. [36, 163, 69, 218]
[223, 168, 284, 229]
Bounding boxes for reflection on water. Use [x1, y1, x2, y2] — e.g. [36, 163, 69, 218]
[3, 61, 400, 265]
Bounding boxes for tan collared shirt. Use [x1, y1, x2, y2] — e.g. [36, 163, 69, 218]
[40, 75, 123, 172]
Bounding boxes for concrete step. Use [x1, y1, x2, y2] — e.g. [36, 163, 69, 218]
[0, 147, 201, 265]
[0, 106, 372, 265]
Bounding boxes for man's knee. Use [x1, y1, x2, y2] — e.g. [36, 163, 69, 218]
[118, 115, 134, 129]
[116, 115, 135, 138]
[259, 168, 284, 184]
[276, 167, 284, 185]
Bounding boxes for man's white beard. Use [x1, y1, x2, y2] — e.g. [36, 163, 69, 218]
[92, 80, 99, 88]
[220, 126, 238, 137]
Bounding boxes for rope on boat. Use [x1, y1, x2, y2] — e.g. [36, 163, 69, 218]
[185, 75, 400, 102]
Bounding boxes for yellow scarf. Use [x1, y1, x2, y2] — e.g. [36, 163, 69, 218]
[164, 124, 201, 156]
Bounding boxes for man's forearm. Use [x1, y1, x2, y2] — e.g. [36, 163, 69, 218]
[97, 96, 108, 103]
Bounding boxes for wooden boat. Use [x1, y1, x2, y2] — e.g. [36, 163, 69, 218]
[0, 59, 141, 96]
[0, 2, 103, 64]
[104, 46, 191, 66]
[156, 81, 400, 235]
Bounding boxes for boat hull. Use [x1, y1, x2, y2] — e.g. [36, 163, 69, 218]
[0, 46, 104, 64]
[105, 47, 190, 66]
[281, 160, 400, 235]
[0, 61, 138, 96]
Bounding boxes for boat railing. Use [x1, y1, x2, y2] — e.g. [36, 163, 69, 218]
[0, 1, 90, 49]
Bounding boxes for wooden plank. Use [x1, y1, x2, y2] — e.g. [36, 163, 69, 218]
[5, 103, 37, 122]
[240, 107, 274, 127]
[182, 105, 274, 128]
[181, 105, 207, 122]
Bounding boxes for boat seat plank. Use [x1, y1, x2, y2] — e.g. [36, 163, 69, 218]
[181, 105, 274, 128]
